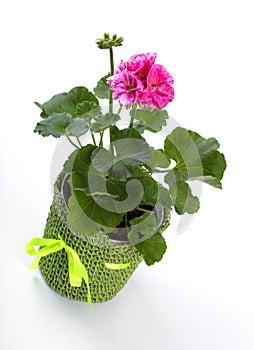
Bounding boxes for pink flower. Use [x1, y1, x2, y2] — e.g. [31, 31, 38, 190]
[127, 53, 157, 81]
[107, 71, 143, 106]
[115, 53, 156, 79]
[107, 53, 174, 109]
[114, 59, 128, 74]
[138, 64, 174, 109]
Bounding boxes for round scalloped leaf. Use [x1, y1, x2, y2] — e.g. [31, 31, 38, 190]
[164, 127, 226, 188]
[66, 118, 89, 137]
[93, 74, 110, 99]
[135, 108, 168, 133]
[135, 231, 167, 266]
[169, 181, 200, 215]
[35, 86, 99, 119]
[34, 113, 72, 137]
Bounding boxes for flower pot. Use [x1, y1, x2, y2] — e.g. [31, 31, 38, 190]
[39, 171, 170, 303]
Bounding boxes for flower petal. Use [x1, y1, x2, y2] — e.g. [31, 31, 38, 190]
[128, 53, 157, 79]
[147, 64, 173, 88]
[138, 82, 174, 109]
[107, 71, 143, 106]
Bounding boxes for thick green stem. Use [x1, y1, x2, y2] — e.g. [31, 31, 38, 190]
[109, 47, 115, 152]
[65, 134, 80, 149]
[109, 47, 114, 114]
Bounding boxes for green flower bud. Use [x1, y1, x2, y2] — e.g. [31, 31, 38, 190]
[96, 33, 124, 50]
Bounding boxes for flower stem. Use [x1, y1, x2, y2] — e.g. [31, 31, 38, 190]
[137, 206, 152, 213]
[109, 47, 114, 114]
[65, 134, 80, 149]
[76, 137, 83, 148]
[129, 103, 137, 128]
[99, 131, 104, 147]
[153, 169, 170, 173]
[109, 47, 115, 152]
[91, 131, 97, 146]
[117, 105, 122, 115]
[125, 213, 129, 230]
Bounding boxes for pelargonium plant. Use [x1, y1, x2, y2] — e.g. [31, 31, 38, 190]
[33, 33, 227, 266]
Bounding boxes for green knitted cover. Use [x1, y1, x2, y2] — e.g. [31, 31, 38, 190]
[39, 172, 170, 303]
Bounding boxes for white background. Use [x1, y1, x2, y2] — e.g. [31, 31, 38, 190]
[1, 0, 254, 349]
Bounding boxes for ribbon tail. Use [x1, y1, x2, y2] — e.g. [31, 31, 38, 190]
[66, 247, 92, 310]
[26, 236, 93, 309]
[30, 257, 41, 270]
[67, 250, 82, 287]
[80, 267, 92, 311]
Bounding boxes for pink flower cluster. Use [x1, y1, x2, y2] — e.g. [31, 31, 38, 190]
[107, 53, 174, 109]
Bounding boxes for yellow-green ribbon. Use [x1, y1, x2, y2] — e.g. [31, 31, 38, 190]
[25, 235, 92, 309]
[105, 262, 130, 270]
[26, 236, 131, 309]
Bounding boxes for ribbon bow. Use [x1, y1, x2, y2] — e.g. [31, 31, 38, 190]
[25, 235, 92, 308]
[25, 236, 131, 310]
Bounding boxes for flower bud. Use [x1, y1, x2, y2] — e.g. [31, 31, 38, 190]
[96, 33, 124, 50]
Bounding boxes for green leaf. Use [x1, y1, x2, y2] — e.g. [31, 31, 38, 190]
[36, 86, 99, 119]
[188, 131, 220, 156]
[156, 186, 172, 208]
[63, 149, 79, 173]
[90, 150, 150, 212]
[35, 93, 68, 118]
[109, 162, 133, 180]
[165, 127, 202, 177]
[67, 145, 125, 235]
[164, 127, 226, 188]
[128, 167, 172, 208]
[66, 118, 89, 137]
[110, 126, 144, 142]
[110, 127, 150, 161]
[91, 147, 114, 173]
[145, 147, 170, 171]
[201, 150, 227, 180]
[91, 113, 120, 132]
[67, 86, 98, 108]
[188, 175, 222, 189]
[130, 168, 159, 206]
[67, 194, 103, 236]
[128, 212, 158, 244]
[68, 144, 96, 188]
[164, 169, 184, 186]
[114, 137, 150, 166]
[141, 180, 172, 209]
[34, 101, 47, 118]
[135, 231, 167, 266]
[76, 101, 100, 119]
[109, 127, 151, 180]
[169, 181, 200, 214]
[93, 74, 110, 99]
[135, 108, 169, 133]
[34, 113, 72, 137]
[133, 121, 147, 134]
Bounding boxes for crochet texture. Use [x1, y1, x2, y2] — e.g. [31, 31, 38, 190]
[39, 172, 169, 303]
